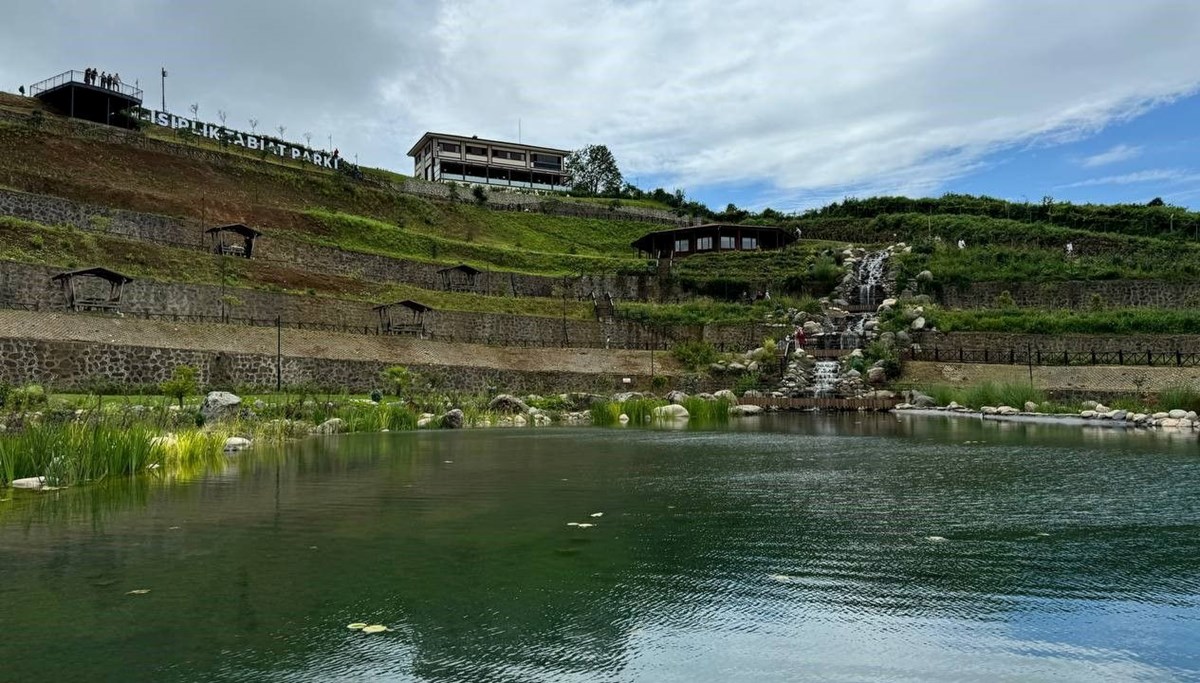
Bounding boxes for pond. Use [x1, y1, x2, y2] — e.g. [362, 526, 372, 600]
[1, 414, 1198, 682]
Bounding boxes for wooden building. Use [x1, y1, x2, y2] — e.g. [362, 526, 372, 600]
[51, 267, 133, 312]
[206, 224, 262, 258]
[631, 223, 797, 259]
[374, 300, 431, 337]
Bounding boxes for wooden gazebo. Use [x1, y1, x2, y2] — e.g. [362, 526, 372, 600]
[51, 267, 133, 312]
[205, 224, 262, 258]
[438, 264, 481, 292]
[374, 300, 432, 337]
[631, 223, 798, 259]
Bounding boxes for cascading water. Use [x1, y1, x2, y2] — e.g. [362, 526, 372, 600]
[857, 251, 888, 307]
[811, 360, 840, 396]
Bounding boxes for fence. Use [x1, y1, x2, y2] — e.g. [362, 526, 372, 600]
[29, 70, 144, 100]
[908, 346, 1200, 368]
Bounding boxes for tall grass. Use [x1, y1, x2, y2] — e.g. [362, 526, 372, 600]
[0, 423, 160, 486]
[1157, 385, 1200, 413]
[918, 382, 1044, 409]
[678, 397, 733, 425]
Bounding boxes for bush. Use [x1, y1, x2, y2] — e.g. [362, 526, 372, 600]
[650, 375, 668, 391]
[159, 365, 199, 408]
[671, 341, 719, 370]
[733, 372, 763, 395]
[382, 366, 414, 397]
[7, 384, 47, 411]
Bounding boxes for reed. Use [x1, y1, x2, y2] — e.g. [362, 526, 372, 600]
[678, 397, 733, 424]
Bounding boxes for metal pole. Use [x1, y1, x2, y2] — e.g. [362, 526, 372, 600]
[161, 68, 166, 112]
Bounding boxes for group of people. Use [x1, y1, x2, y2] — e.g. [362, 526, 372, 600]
[82, 68, 122, 89]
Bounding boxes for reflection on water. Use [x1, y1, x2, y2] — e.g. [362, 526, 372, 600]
[1, 417, 1198, 682]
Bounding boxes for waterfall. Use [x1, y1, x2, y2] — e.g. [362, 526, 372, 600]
[857, 250, 888, 307]
[811, 361, 840, 397]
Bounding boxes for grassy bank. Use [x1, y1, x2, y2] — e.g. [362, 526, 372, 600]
[917, 306, 1200, 335]
[908, 381, 1200, 415]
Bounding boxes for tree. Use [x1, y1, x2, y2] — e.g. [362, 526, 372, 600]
[217, 110, 227, 126]
[1148, 197, 1165, 207]
[565, 144, 623, 196]
[160, 365, 199, 409]
[248, 117, 259, 133]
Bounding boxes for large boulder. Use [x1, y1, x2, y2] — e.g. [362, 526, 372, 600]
[729, 404, 764, 417]
[866, 366, 886, 384]
[200, 391, 241, 423]
[1024, 401, 1039, 413]
[802, 321, 823, 336]
[653, 404, 689, 420]
[713, 389, 737, 401]
[666, 390, 689, 405]
[910, 392, 936, 408]
[440, 409, 464, 429]
[488, 394, 530, 414]
[1168, 409, 1188, 419]
[223, 436, 252, 452]
[911, 316, 926, 331]
[314, 418, 345, 435]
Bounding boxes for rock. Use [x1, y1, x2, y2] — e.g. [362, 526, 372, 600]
[416, 417, 433, 428]
[1187, 411, 1198, 421]
[315, 418, 345, 435]
[252, 399, 266, 411]
[618, 413, 630, 424]
[997, 406, 1019, 416]
[866, 367, 886, 384]
[895, 331, 912, 346]
[1160, 418, 1181, 428]
[653, 404, 690, 420]
[1081, 400, 1099, 409]
[747, 361, 760, 373]
[916, 270, 933, 283]
[861, 390, 895, 399]
[200, 391, 241, 423]
[613, 392, 644, 402]
[512, 414, 527, 427]
[696, 392, 716, 401]
[879, 298, 898, 310]
[11, 476, 46, 490]
[223, 436, 252, 452]
[1080, 410, 1097, 418]
[911, 392, 936, 408]
[1024, 401, 1039, 413]
[728, 362, 746, 371]
[1094, 404, 1110, 414]
[1168, 409, 1188, 419]
[742, 390, 763, 398]
[713, 389, 737, 401]
[803, 321, 823, 336]
[729, 404, 764, 416]
[981, 406, 999, 415]
[1152, 412, 1169, 419]
[488, 394, 530, 414]
[709, 363, 726, 373]
[1107, 410, 1128, 421]
[440, 409, 464, 429]
[947, 401, 962, 410]
[911, 316, 926, 331]
[666, 390, 689, 404]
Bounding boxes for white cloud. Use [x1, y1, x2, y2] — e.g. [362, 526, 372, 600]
[3, 1, 1200, 209]
[1080, 144, 1143, 168]
[1059, 169, 1200, 188]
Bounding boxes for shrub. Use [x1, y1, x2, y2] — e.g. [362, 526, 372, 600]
[1157, 385, 1200, 413]
[159, 365, 199, 408]
[733, 372, 763, 395]
[472, 186, 487, 205]
[650, 375, 668, 391]
[382, 366, 414, 397]
[995, 290, 1016, 308]
[672, 341, 719, 370]
[7, 384, 47, 411]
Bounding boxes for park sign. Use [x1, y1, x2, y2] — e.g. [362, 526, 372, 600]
[133, 108, 341, 170]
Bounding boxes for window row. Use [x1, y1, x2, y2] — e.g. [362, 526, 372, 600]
[672, 236, 758, 253]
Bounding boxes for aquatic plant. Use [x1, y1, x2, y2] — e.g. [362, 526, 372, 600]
[678, 397, 733, 424]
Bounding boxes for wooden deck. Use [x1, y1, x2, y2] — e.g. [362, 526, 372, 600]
[740, 396, 900, 411]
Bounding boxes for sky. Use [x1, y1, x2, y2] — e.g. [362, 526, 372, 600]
[3, 0, 1200, 212]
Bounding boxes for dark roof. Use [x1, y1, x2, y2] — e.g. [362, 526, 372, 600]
[407, 131, 570, 158]
[204, 223, 262, 238]
[51, 267, 134, 284]
[437, 264, 483, 276]
[630, 223, 798, 251]
[373, 300, 433, 313]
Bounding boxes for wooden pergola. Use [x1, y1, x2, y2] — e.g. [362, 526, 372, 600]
[373, 300, 432, 337]
[205, 223, 262, 258]
[51, 267, 133, 312]
[438, 264, 482, 292]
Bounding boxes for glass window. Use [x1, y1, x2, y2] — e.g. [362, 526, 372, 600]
[741, 236, 758, 250]
[697, 236, 713, 251]
[674, 238, 690, 253]
[465, 145, 487, 156]
[439, 142, 460, 153]
[720, 236, 736, 249]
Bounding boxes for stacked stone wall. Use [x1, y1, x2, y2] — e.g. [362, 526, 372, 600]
[928, 331, 1200, 354]
[0, 187, 652, 300]
[938, 280, 1200, 309]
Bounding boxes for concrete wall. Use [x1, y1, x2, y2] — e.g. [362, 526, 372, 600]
[939, 280, 1200, 310]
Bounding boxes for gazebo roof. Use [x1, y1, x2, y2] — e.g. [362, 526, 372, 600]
[51, 267, 134, 284]
[630, 223, 798, 252]
[204, 223, 262, 238]
[372, 300, 433, 313]
[437, 263, 482, 276]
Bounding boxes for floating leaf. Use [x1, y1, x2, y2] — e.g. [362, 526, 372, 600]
[126, 589, 152, 595]
[362, 625, 389, 634]
[590, 512, 603, 517]
[347, 623, 368, 630]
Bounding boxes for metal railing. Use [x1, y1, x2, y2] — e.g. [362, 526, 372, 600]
[908, 346, 1200, 368]
[29, 70, 143, 100]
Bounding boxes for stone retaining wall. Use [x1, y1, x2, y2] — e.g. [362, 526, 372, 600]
[928, 331, 1200, 354]
[0, 187, 652, 300]
[0, 337, 648, 393]
[938, 280, 1200, 309]
[0, 261, 761, 350]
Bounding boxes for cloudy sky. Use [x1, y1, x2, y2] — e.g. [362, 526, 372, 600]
[3, 0, 1200, 211]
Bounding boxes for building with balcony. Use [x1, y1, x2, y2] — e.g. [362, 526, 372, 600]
[631, 224, 798, 259]
[407, 132, 570, 191]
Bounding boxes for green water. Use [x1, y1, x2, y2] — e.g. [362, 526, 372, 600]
[1, 414, 1198, 682]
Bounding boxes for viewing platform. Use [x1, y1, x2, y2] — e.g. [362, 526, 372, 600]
[29, 70, 143, 129]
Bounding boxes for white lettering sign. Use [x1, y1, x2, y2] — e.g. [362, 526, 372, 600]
[134, 108, 341, 170]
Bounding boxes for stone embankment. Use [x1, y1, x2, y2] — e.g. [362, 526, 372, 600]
[895, 394, 1200, 433]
